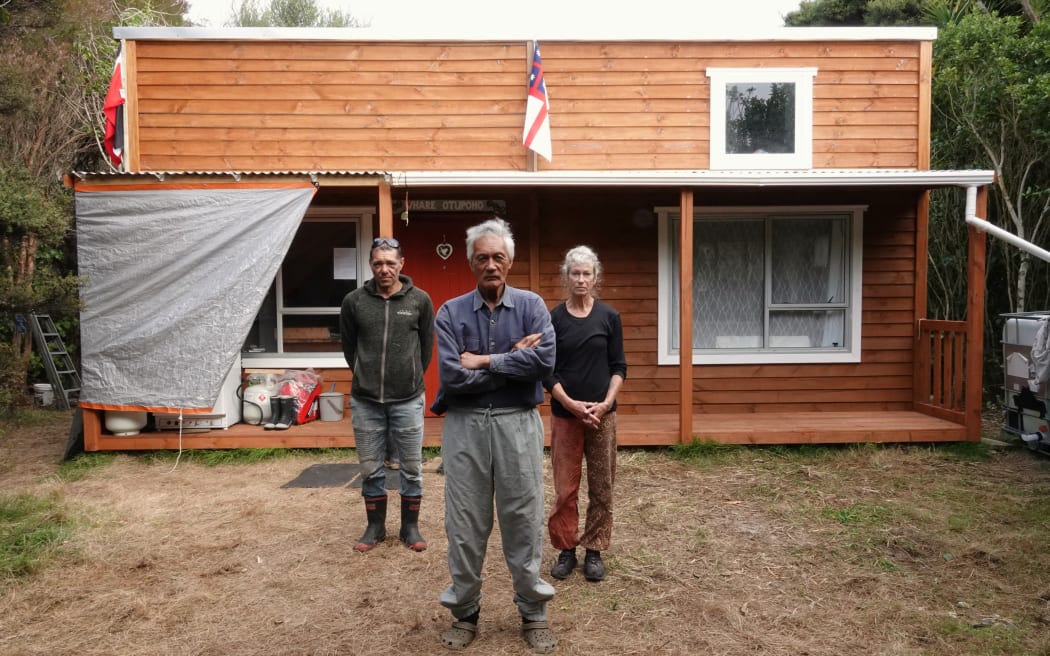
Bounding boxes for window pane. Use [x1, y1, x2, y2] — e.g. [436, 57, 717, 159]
[771, 218, 846, 304]
[283, 315, 340, 353]
[283, 222, 358, 308]
[725, 82, 796, 155]
[770, 310, 845, 348]
[244, 286, 277, 353]
[694, 220, 764, 348]
[244, 219, 361, 354]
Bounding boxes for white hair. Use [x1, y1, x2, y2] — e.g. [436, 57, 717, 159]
[466, 217, 516, 261]
[560, 245, 603, 292]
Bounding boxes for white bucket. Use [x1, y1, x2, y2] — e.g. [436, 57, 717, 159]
[32, 383, 54, 407]
[319, 392, 344, 421]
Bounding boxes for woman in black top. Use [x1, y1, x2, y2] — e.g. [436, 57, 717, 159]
[544, 246, 627, 582]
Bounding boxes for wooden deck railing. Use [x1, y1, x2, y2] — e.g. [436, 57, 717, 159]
[915, 319, 967, 424]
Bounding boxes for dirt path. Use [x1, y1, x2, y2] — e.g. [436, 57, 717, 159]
[1, 413, 1049, 655]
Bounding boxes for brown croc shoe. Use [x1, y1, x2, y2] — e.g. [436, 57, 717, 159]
[440, 621, 477, 650]
[521, 620, 557, 654]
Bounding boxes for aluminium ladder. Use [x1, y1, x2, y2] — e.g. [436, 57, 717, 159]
[27, 313, 81, 411]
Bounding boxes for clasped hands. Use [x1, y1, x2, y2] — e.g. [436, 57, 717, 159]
[570, 399, 607, 429]
[460, 333, 542, 370]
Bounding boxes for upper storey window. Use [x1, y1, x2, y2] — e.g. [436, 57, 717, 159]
[707, 68, 817, 170]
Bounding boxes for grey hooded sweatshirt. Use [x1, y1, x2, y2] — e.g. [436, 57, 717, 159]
[339, 274, 435, 404]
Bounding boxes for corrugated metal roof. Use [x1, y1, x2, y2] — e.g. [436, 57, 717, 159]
[70, 169, 996, 188]
[70, 170, 386, 179]
[388, 169, 997, 188]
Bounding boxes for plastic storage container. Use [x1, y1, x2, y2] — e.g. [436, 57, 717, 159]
[1001, 311, 1050, 450]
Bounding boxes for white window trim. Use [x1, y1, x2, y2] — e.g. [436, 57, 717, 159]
[657, 204, 865, 365]
[707, 67, 817, 170]
[243, 206, 373, 369]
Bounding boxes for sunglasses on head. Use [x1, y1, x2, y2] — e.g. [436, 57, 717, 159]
[371, 237, 400, 249]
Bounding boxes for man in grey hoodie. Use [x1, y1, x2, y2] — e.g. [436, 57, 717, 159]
[340, 237, 435, 553]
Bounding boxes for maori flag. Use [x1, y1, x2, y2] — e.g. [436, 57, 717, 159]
[522, 41, 552, 162]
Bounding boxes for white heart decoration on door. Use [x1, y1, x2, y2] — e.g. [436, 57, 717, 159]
[436, 242, 453, 260]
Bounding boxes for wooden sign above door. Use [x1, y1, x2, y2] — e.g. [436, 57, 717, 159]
[393, 199, 506, 214]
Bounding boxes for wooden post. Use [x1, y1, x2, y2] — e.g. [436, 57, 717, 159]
[679, 190, 694, 444]
[913, 191, 930, 405]
[377, 179, 393, 237]
[124, 40, 139, 172]
[82, 407, 101, 452]
[965, 186, 988, 440]
[524, 41, 538, 173]
[917, 40, 932, 170]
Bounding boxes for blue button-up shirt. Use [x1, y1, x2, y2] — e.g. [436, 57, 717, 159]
[434, 285, 555, 409]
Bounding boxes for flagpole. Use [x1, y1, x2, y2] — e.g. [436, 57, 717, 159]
[525, 39, 538, 173]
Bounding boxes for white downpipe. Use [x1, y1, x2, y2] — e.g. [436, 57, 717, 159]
[964, 185, 1050, 264]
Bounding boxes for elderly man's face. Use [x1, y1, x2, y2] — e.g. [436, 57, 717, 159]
[470, 234, 512, 297]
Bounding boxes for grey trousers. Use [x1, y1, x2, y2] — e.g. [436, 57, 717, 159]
[439, 406, 554, 622]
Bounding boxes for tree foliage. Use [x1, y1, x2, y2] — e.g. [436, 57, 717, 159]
[934, 12, 1050, 314]
[787, 0, 1050, 402]
[785, 0, 1029, 25]
[230, 0, 364, 27]
[0, 0, 187, 414]
[785, 0, 931, 25]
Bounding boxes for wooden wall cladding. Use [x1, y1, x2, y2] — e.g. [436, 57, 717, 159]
[131, 39, 924, 172]
[533, 188, 921, 416]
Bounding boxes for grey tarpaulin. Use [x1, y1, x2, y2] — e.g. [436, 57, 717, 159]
[75, 183, 316, 409]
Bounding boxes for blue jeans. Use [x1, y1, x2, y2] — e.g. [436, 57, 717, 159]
[350, 393, 424, 498]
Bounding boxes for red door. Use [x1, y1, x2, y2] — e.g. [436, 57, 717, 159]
[396, 215, 478, 416]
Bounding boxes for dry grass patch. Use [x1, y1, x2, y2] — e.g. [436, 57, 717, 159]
[1, 411, 1049, 655]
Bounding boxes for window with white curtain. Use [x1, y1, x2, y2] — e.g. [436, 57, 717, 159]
[656, 206, 865, 365]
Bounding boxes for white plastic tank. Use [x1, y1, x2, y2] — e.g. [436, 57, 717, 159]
[1001, 311, 1050, 447]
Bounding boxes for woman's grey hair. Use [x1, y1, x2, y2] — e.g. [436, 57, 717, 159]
[466, 217, 516, 261]
[560, 245, 603, 292]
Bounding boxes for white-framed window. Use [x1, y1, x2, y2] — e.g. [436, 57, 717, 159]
[707, 67, 817, 170]
[243, 206, 373, 366]
[656, 205, 865, 365]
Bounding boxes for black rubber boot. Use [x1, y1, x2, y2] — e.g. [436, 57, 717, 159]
[274, 395, 296, 430]
[399, 495, 427, 551]
[354, 495, 387, 552]
[263, 396, 281, 430]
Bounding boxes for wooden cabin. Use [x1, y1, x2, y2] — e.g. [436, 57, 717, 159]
[69, 25, 995, 451]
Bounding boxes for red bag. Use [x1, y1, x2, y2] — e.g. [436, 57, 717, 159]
[277, 369, 322, 426]
[297, 384, 321, 424]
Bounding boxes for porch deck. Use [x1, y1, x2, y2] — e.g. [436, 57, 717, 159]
[81, 409, 970, 451]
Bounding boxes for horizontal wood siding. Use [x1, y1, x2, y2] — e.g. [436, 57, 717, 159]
[130, 39, 923, 172]
[692, 191, 920, 413]
[134, 42, 530, 171]
[535, 189, 669, 414]
[532, 187, 919, 416]
[547, 42, 921, 170]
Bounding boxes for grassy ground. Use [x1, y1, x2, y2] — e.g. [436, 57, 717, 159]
[1, 409, 1049, 655]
